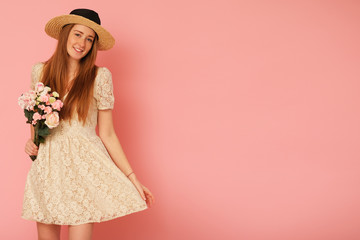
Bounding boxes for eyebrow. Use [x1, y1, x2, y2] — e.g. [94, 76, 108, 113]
[74, 30, 95, 38]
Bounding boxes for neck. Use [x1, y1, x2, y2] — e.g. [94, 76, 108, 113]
[67, 58, 80, 77]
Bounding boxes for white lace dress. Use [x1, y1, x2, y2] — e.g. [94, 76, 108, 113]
[21, 63, 147, 225]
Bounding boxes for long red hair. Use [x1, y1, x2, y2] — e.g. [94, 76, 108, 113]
[40, 24, 99, 124]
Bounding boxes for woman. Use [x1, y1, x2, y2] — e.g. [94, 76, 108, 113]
[22, 9, 154, 239]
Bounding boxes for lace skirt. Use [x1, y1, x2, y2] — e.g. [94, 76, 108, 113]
[21, 127, 147, 225]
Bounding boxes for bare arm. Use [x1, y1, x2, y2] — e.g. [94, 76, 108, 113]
[98, 109, 154, 206]
[30, 125, 34, 138]
[98, 109, 133, 175]
[25, 62, 41, 156]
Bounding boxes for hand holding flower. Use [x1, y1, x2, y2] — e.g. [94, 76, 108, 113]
[24, 138, 38, 156]
[19, 84, 64, 161]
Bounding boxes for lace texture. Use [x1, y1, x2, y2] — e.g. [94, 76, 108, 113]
[21, 63, 147, 225]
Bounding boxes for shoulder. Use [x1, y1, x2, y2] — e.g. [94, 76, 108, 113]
[31, 62, 45, 79]
[96, 66, 112, 80]
[94, 67, 115, 109]
[95, 66, 113, 86]
[31, 62, 45, 74]
[30, 62, 45, 89]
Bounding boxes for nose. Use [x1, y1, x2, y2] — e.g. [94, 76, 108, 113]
[78, 38, 86, 49]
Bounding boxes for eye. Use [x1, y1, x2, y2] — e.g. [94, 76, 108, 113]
[87, 38, 93, 43]
[75, 33, 81, 37]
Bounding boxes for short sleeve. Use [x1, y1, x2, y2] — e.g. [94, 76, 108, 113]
[94, 67, 115, 110]
[30, 62, 44, 90]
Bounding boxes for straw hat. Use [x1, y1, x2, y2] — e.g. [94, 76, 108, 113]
[45, 9, 115, 50]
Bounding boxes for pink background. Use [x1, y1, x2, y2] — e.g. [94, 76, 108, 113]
[1, 0, 360, 239]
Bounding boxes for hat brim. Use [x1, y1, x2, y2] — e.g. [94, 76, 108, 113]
[45, 14, 115, 51]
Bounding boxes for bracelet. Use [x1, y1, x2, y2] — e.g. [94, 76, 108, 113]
[126, 172, 134, 178]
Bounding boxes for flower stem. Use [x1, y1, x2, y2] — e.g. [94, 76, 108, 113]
[30, 124, 40, 161]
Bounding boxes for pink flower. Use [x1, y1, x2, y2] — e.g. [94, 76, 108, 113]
[51, 100, 63, 111]
[32, 120, 37, 125]
[33, 112, 42, 121]
[44, 106, 52, 114]
[38, 105, 46, 110]
[18, 94, 27, 109]
[45, 112, 59, 129]
[29, 90, 37, 100]
[18, 93, 36, 110]
[39, 95, 49, 103]
[35, 82, 44, 92]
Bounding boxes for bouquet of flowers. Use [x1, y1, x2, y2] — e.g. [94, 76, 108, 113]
[18, 82, 64, 161]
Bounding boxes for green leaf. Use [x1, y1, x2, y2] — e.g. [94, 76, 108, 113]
[24, 109, 34, 121]
[38, 136, 45, 143]
[38, 127, 50, 137]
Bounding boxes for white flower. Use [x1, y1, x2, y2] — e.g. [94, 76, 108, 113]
[45, 112, 60, 129]
[43, 86, 51, 93]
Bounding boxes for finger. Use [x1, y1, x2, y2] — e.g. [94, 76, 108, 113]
[28, 145, 37, 155]
[141, 190, 146, 201]
[149, 196, 154, 207]
[28, 145, 35, 154]
[146, 189, 154, 201]
[136, 184, 146, 201]
[25, 146, 32, 155]
[146, 199, 151, 208]
[30, 143, 38, 150]
[30, 143, 38, 153]
[144, 191, 154, 206]
[26, 146, 38, 156]
[143, 187, 154, 203]
[150, 194, 154, 204]
[27, 140, 37, 148]
[149, 193, 154, 205]
[26, 149, 35, 156]
[147, 195, 153, 207]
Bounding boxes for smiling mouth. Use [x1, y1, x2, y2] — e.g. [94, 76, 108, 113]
[73, 47, 84, 53]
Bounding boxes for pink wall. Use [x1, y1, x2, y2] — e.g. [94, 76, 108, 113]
[1, 0, 360, 239]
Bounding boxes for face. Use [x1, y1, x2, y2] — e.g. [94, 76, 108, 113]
[66, 24, 96, 61]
